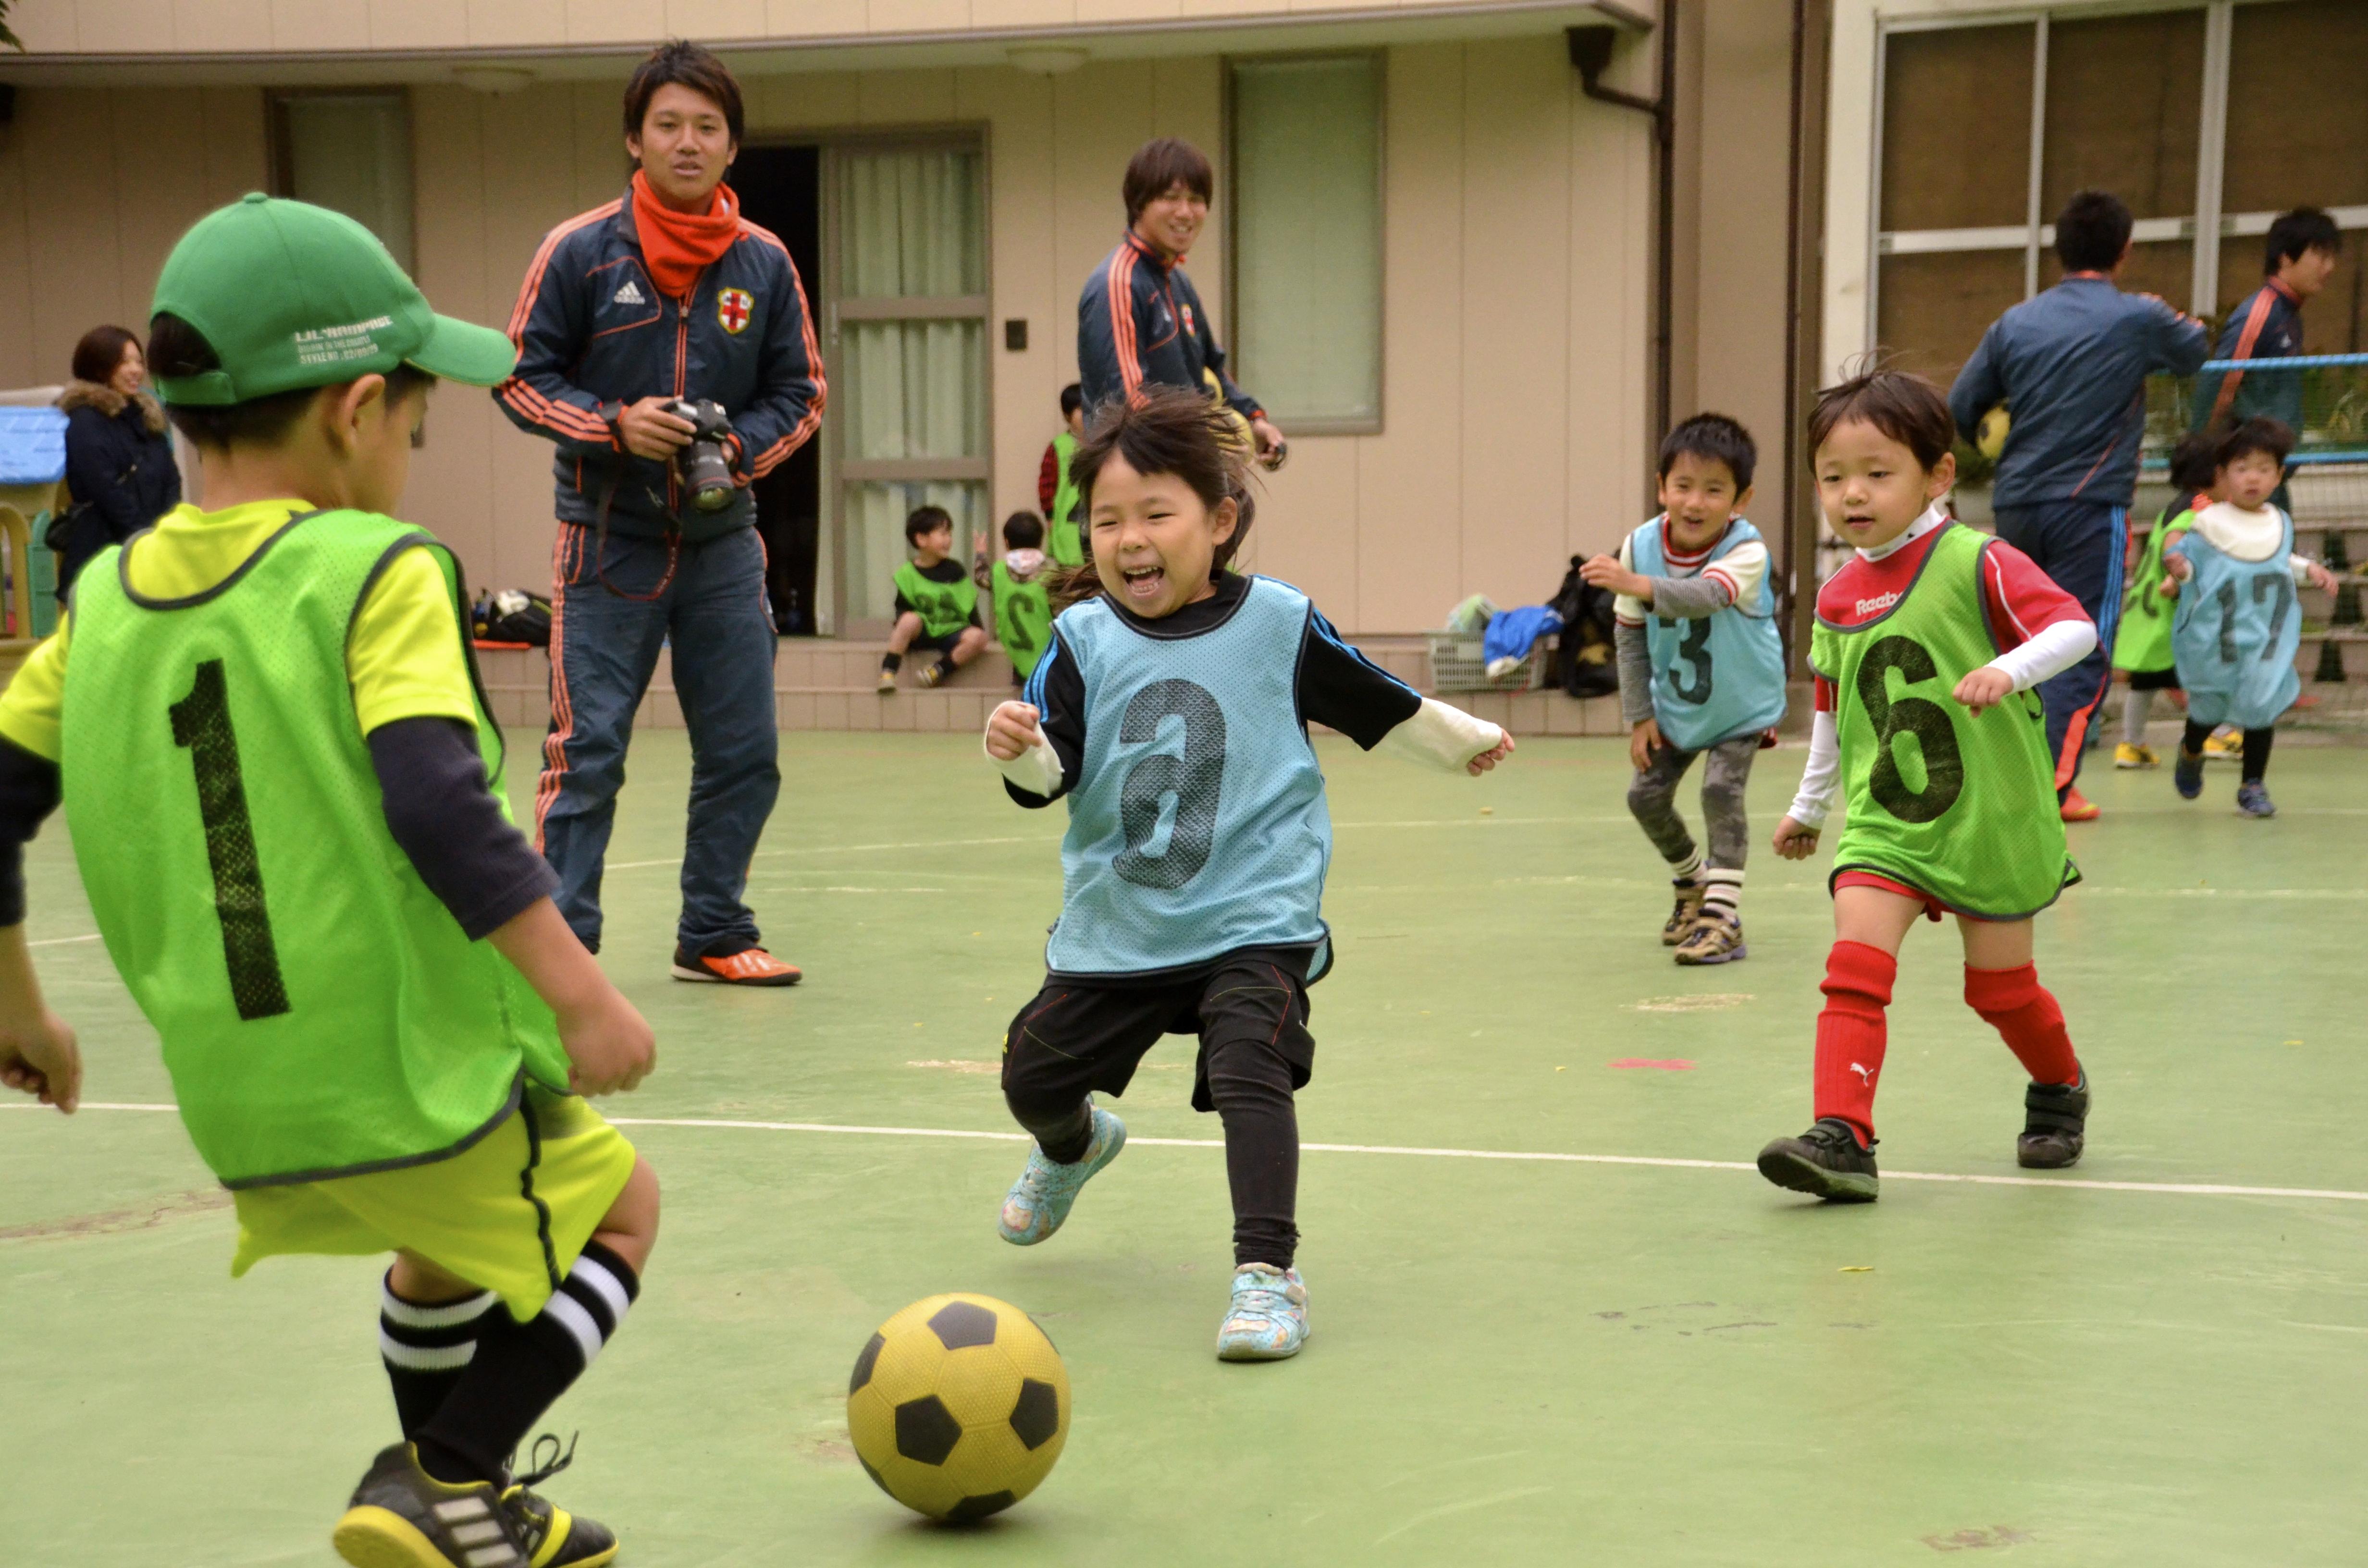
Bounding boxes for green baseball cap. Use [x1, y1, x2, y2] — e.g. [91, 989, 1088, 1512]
[150, 192, 516, 406]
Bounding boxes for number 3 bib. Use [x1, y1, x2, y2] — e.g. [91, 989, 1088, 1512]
[1809, 522, 2077, 919]
[60, 513, 572, 1188]
[1045, 576, 1332, 977]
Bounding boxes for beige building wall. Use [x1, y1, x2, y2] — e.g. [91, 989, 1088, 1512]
[0, 33, 1656, 634]
[8, 0, 1653, 57]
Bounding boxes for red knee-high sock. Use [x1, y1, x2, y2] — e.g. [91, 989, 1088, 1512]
[1812, 941, 1895, 1149]
[1964, 963, 2079, 1087]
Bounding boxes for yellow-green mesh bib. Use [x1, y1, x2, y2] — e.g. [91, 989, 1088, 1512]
[61, 512, 572, 1188]
[1809, 523, 2077, 919]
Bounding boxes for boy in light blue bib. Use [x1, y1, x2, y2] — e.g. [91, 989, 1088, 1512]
[1581, 414, 1787, 965]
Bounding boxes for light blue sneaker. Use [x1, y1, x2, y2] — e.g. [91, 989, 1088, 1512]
[997, 1104, 1125, 1245]
[1215, 1263, 1309, 1361]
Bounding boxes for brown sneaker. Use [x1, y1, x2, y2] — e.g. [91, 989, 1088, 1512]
[1673, 909, 1747, 966]
[1660, 882, 1706, 945]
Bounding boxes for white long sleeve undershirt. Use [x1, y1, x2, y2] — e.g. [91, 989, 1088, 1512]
[983, 696, 1505, 797]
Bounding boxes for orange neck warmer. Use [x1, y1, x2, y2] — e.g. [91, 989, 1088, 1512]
[631, 170, 740, 299]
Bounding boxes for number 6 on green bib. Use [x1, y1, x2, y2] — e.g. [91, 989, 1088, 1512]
[1808, 522, 2076, 919]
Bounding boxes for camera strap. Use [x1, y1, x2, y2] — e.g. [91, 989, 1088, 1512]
[589, 461, 681, 603]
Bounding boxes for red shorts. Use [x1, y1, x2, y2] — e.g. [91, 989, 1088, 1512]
[1834, 870, 1946, 922]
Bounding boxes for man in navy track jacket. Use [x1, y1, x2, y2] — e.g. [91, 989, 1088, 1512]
[497, 41, 824, 986]
[1949, 190, 2208, 819]
[1077, 138, 1285, 467]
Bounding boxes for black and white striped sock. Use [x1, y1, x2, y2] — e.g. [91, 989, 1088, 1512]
[539, 1238, 638, 1372]
[381, 1277, 498, 1437]
[1668, 846, 1705, 885]
[1701, 867, 1743, 923]
[415, 1240, 640, 1488]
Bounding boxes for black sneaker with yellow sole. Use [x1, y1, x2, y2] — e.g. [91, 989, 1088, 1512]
[1756, 1118, 1879, 1202]
[496, 1434, 617, 1568]
[333, 1444, 531, 1568]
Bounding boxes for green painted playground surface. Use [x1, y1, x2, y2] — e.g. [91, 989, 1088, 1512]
[5, 730, 2366, 1565]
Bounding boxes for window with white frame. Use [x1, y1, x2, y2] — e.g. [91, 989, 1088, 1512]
[271, 92, 415, 269]
[1873, 0, 2367, 385]
[1229, 54, 1384, 431]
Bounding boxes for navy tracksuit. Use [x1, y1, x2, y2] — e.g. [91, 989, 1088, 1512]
[497, 189, 825, 956]
[1950, 277, 2211, 795]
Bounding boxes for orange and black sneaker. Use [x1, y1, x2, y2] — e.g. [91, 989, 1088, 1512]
[671, 945, 803, 986]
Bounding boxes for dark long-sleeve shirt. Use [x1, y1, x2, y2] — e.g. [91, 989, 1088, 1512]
[1077, 232, 1264, 421]
[1949, 276, 2210, 510]
[496, 191, 826, 542]
[1007, 571, 1418, 808]
[2192, 278, 2307, 433]
[0, 719, 551, 940]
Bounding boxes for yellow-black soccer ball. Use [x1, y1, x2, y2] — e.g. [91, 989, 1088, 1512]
[1977, 404, 2011, 461]
[847, 1294, 1071, 1521]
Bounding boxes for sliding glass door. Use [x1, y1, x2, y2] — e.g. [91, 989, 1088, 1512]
[827, 141, 990, 629]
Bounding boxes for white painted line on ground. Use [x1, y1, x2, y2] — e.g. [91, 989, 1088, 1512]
[604, 816, 1640, 871]
[11, 1103, 2368, 1205]
[26, 933, 102, 948]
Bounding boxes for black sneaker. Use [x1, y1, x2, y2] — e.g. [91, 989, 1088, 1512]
[501, 1436, 617, 1568]
[333, 1443, 530, 1568]
[2018, 1069, 2089, 1169]
[1757, 1118, 1880, 1202]
[2173, 746, 2205, 800]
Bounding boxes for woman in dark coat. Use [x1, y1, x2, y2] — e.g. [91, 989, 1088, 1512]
[54, 324, 180, 600]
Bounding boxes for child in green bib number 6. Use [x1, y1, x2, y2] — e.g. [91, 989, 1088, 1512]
[0, 196, 655, 1568]
[1758, 369, 2098, 1206]
[981, 389, 1511, 1362]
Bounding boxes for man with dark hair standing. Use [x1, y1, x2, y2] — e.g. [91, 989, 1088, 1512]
[499, 39, 824, 986]
[2194, 207, 2343, 438]
[1077, 137, 1286, 469]
[1949, 188, 2209, 821]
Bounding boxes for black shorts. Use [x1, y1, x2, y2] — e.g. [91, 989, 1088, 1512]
[904, 625, 973, 653]
[2125, 666, 2181, 691]
[1001, 948, 1316, 1115]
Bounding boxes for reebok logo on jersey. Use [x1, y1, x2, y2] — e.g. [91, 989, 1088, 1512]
[613, 280, 646, 306]
[1853, 591, 1901, 617]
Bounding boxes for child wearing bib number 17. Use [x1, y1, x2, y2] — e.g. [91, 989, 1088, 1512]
[980, 388, 1514, 1359]
[1759, 369, 2098, 1203]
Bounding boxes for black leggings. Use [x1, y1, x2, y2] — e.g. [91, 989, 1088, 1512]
[2184, 719, 2274, 783]
[1001, 951, 1313, 1269]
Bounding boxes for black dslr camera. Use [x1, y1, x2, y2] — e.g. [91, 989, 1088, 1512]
[663, 398, 736, 514]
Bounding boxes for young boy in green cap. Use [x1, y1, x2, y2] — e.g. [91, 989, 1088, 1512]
[0, 194, 656, 1568]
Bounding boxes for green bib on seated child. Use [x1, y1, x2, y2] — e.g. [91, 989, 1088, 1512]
[893, 561, 978, 640]
[1808, 522, 2076, 919]
[991, 561, 1054, 678]
[1047, 430, 1084, 567]
[59, 512, 574, 1189]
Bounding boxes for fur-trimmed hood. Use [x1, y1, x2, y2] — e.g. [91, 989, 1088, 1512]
[57, 379, 168, 435]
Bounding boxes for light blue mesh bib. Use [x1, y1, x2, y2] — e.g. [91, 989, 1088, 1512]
[1044, 576, 1331, 976]
[2171, 509, 2301, 729]
[1632, 517, 1789, 750]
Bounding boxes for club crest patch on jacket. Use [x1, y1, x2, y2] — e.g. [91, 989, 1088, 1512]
[717, 288, 753, 334]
